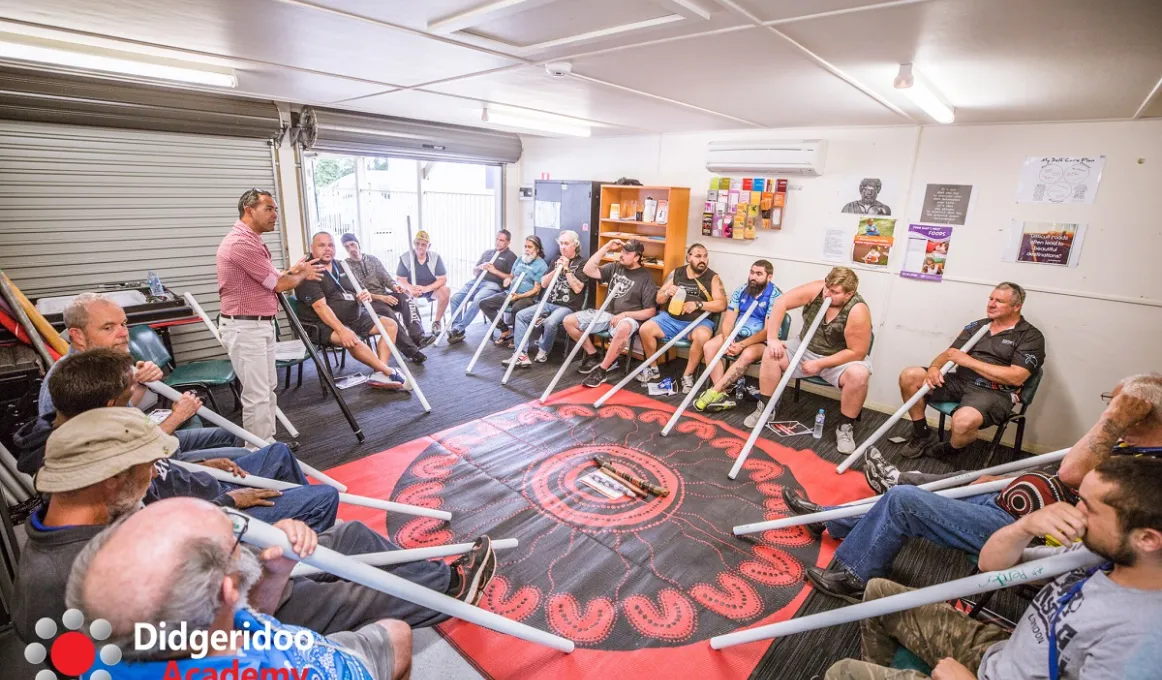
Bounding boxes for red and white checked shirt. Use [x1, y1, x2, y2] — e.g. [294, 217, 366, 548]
[217, 220, 281, 316]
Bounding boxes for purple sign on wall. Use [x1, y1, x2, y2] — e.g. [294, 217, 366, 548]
[900, 224, 953, 282]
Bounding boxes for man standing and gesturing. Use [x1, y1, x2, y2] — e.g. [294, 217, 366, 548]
[217, 189, 324, 442]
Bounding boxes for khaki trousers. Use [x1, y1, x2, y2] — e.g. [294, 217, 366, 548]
[219, 317, 277, 442]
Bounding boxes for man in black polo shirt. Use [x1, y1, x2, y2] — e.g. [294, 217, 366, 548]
[297, 232, 407, 390]
[444, 230, 518, 345]
[894, 282, 1045, 462]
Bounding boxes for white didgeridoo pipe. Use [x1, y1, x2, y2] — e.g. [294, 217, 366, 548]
[836, 322, 993, 474]
[174, 460, 451, 521]
[227, 510, 575, 653]
[0, 442, 34, 497]
[732, 476, 1016, 536]
[437, 251, 501, 348]
[144, 380, 348, 492]
[661, 303, 758, 436]
[182, 292, 300, 439]
[338, 259, 432, 413]
[709, 546, 1103, 650]
[290, 538, 519, 577]
[501, 266, 563, 386]
[540, 291, 616, 404]
[595, 311, 711, 409]
[728, 297, 832, 480]
[466, 272, 526, 375]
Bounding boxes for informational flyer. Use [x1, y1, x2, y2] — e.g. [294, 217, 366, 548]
[1016, 155, 1105, 204]
[920, 184, 973, 225]
[851, 217, 895, 268]
[821, 227, 851, 263]
[1003, 220, 1087, 267]
[900, 224, 953, 281]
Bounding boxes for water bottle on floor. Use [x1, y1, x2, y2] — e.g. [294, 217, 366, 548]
[813, 409, 825, 439]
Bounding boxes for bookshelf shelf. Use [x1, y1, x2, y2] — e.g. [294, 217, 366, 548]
[597, 184, 690, 305]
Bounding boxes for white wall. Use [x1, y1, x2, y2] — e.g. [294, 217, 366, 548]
[518, 119, 1162, 452]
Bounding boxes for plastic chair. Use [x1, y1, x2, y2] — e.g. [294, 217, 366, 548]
[890, 647, 932, 673]
[273, 318, 308, 390]
[128, 325, 239, 413]
[792, 331, 875, 401]
[931, 365, 1044, 466]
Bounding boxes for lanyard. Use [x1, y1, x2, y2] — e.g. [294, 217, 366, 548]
[1047, 563, 1109, 680]
[326, 263, 343, 288]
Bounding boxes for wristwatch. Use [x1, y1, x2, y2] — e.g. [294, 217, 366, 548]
[696, 301, 703, 310]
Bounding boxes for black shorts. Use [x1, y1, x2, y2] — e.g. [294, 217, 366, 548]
[929, 376, 1015, 428]
[350, 310, 378, 338]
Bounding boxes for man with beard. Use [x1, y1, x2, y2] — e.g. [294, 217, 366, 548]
[341, 232, 434, 364]
[822, 455, 1162, 680]
[67, 498, 411, 680]
[636, 244, 726, 393]
[477, 235, 549, 347]
[296, 232, 407, 390]
[504, 230, 589, 368]
[694, 260, 783, 412]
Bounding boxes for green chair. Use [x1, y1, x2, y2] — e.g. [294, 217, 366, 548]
[128, 325, 239, 414]
[890, 647, 932, 673]
[792, 331, 875, 402]
[930, 365, 1044, 466]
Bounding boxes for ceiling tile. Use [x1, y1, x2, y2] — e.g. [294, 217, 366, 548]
[734, 0, 911, 23]
[572, 27, 906, 127]
[778, 0, 1162, 123]
[466, 0, 668, 46]
[235, 65, 395, 105]
[1142, 90, 1162, 119]
[303, 0, 485, 32]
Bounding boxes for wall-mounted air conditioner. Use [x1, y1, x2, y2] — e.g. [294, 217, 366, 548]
[706, 139, 828, 176]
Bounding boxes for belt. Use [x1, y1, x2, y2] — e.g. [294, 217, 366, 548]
[222, 314, 275, 321]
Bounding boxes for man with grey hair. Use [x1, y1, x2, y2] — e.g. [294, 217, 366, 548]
[842, 178, 892, 215]
[66, 497, 411, 680]
[504, 229, 589, 367]
[217, 189, 325, 441]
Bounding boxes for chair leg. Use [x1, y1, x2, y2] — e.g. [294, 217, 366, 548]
[793, 379, 801, 403]
[230, 382, 242, 413]
[283, 365, 290, 390]
[1014, 418, 1026, 456]
[937, 412, 947, 442]
[296, 362, 304, 388]
[984, 421, 1008, 468]
[967, 589, 997, 619]
[199, 385, 222, 414]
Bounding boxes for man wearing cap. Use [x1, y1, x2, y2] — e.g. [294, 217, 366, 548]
[443, 229, 518, 345]
[341, 232, 433, 363]
[218, 189, 325, 441]
[395, 230, 453, 334]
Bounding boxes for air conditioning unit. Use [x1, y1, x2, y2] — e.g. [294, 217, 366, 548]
[706, 139, 828, 176]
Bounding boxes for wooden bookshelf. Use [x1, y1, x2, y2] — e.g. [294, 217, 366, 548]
[595, 184, 690, 306]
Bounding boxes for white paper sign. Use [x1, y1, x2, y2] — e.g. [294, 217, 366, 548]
[534, 200, 561, 229]
[821, 227, 850, 263]
[1017, 155, 1105, 205]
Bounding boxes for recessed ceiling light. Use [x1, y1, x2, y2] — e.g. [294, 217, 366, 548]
[0, 36, 237, 88]
[482, 108, 591, 137]
[894, 63, 954, 124]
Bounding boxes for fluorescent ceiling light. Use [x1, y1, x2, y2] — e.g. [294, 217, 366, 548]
[0, 38, 237, 88]
[893, 63, 954, 124]
[482, 108, 591, 137]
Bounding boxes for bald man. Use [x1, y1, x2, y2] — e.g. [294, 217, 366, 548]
[67, 497, 410, 680]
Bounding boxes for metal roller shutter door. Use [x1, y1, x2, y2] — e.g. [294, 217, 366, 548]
[0, 120, 286, 362]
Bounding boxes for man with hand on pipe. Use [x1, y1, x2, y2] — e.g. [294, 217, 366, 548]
[480, 235, 548, 347]
[342, 232, 434, 363]
[38, 292, 250, 462]
[443, 229, 518, 344]
[744, 267, 872, 456]
[784, 374, 1158, 604]
[636, 244, 726, 393]
[297, 232, 408, 390]
[218, 189, 325, 442]
[67, 498, 412, 680]
[565, 239, 658, 388]
[505, 230, 588, 368]
[822, 455, 1162, 680]
[694, 260, 782, 412]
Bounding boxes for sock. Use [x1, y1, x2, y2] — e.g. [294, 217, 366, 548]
[838, 413, 857, 427]
[911, 418, 931, 438]
[934, 441, 966, 458]
[446, 564, 463, 596]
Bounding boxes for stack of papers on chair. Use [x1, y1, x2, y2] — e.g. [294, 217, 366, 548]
[276, 340, 307, 362]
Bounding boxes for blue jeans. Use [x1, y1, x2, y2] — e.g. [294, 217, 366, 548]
[513, 302, 572, 354]
[449, 280, 504, 332]
[227, 444, 339, 533]
[173, 426, 249, 462]
[826, 485, 1014, 582]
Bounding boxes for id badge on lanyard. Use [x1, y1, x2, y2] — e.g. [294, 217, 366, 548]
[328, 265, 354, 301]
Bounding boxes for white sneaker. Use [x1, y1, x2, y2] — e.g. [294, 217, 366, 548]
[681, 374, 695, 394]
[744, 400, 774, 429]
[636, 365, 661, 384]
[534, 349, 549, 363]
[369, 371, 406, 391]
[836, 423, 856, 454]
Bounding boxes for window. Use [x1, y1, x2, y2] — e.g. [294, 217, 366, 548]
[303, 154, 503, 288]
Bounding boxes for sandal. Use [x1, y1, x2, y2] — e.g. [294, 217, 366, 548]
[493, 332, 513, 346]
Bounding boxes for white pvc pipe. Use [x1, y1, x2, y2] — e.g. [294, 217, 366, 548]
[728, 297, 832, 480]
[709, 546, 1103, 649]
[466, 272, 526, 375]
[290, 538, 519, 577]
[437, 251, 501, 347]
[502, 266, 563, 385]
[338, 259, 432, 413]
[732, 476, 1015, 536]
[836, 322, 993, 474]
[540, 291, 616, 404]
[595, 311, 711, 409]
[182, 292, 300, 439]
[0, 442, 34, 496]
[228, 511, 574, 653]
[143, 380, 348, 492]
[174, 460, 451, 521]
[0, 457, 31, 502]
[662, 303, 757, 436]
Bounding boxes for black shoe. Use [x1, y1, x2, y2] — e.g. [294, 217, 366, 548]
[448, 536, 497, 606]
[407, 350, 427, 364]
[899, 432, 934, 459]
[781, 488, 825, 537]
[446, 328, 466, 345]
[417, 334, 437, 349]
[805, 566, 866, 604]
[582, 366, 608, 388]
[577, 353, 601, 374]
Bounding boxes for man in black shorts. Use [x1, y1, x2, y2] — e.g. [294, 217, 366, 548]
[296, 232, 408, 390]
[895, 282, 1044, 461]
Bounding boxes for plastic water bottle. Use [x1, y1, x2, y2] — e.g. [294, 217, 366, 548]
[147, 270, 164, 297]
[813, 409, 825, 439]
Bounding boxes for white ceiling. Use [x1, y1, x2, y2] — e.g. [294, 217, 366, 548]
[0, 0, 1159, 136]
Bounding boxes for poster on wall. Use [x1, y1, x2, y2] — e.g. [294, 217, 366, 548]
[1003, 220, 1087, 267]
[920, 184, 973, 225]
[851, 217, 896, 268]
[1016, 155, 1105, 205]
[840, 176, 895, 215]
[534, 199, 561, 229]
[821, 226, 850, 263]
[900, 225, 953, 281]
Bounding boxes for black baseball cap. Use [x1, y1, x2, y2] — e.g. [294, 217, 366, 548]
[340, 233, 359, 245]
